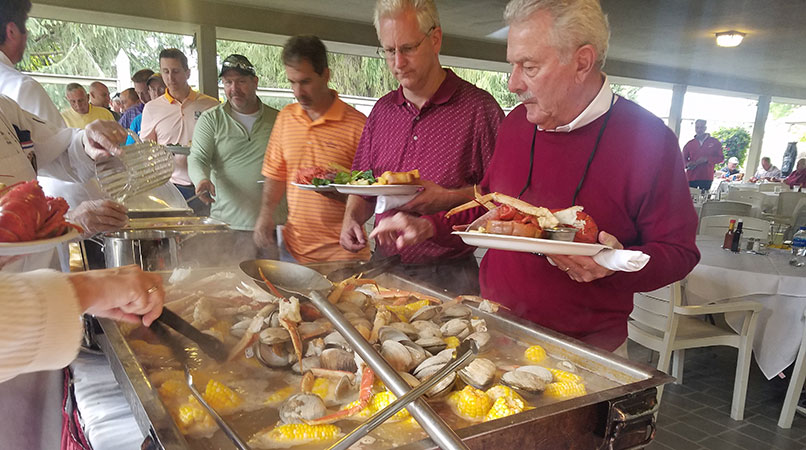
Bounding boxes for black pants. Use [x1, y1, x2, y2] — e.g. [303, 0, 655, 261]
[688, 180, 713, 190]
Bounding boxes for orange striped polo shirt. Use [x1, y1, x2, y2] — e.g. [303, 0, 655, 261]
[262, 94, 369, 263]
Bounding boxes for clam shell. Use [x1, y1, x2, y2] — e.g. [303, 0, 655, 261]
[413, 349, 454, 378]
[254, 342, 293, 368]
[409, 305, 441, 322]
[411, 320, 443, 339]
[415, 336, 447, 354]
[291, 356, 322, 374]
[440, 318, 471, 339]
[442, 304, 472, 319]
[388, 322, 421, 339]
[501, 370, 547, 394]
[323, 331, 351, 351]
[415, 363, 456, 398]
[515, 365, 553, 384]
[381, 340, 414, 372]
[279, 393, 327, 424]
[378, 326, 410, 343]
[402, 341, 429, 369]
[458, 357, 497, 390]
[320, 348, 358, 373]
[464, 331, 490, 352]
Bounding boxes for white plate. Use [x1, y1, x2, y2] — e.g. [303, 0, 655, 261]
[330, 184, 421, 196]
[0, 229, 80, 256]
[452, 231, 608, 256]
[291, 182, 337, 192]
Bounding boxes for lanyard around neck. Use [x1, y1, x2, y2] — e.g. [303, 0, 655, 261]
[518, 94, 617, 206]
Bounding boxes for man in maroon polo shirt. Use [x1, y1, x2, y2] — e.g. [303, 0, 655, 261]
[683, 119, 724, 190]
[369, 0, 700, 354]
[340, 0, 503, 293]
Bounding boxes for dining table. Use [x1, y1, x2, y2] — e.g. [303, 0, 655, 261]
[685, 235, 806, 380]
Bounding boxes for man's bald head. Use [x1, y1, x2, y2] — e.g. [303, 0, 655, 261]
[89, 81, 111, 109]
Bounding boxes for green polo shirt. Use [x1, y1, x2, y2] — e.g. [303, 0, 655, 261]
[189, 101, 284, 230]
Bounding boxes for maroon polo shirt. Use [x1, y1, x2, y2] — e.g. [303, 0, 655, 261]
[352, 69, 504, 263]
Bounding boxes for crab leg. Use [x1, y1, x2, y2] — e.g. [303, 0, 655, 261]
[227, 303, 276, 361]
[306, 365, 374, 424]
[445, 192, 496, 218]
[280, 317, 305, 372]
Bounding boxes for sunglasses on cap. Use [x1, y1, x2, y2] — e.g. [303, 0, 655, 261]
[220, 56, 256, 77]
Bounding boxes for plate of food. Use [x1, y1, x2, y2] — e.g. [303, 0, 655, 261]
[0, 180, 83, 255]
[449, 192, 609, 256]
[290, 182, 336, 192]
[331, 169, 422, 196]
[292, 165, 347, 192]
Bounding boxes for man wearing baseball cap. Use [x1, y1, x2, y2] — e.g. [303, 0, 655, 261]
[720, 156, 744, 181]
[188, 54, 282, 259]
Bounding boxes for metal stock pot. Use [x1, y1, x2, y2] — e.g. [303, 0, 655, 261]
[101, 217, 233, 271]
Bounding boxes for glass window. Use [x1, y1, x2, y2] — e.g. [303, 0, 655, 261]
[759, 101, 806, 175]
[610, 81, 673, 125]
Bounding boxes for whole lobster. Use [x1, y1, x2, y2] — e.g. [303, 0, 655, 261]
[0, 180, 82, 242]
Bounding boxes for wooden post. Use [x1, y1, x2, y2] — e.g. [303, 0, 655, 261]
[196, 24, 219, 99]
[746, 96, 770, 179]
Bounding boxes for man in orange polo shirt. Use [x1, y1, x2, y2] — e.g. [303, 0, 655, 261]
[140, 48, 219, 214]
[254, 35, 369, 263]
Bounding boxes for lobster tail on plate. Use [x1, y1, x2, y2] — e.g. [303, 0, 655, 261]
[0, 180, 81, 242]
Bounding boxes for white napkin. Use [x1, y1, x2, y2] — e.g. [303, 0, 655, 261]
[375, 194, 419, 214]
[547, 249, 650, 272]
[593, 249, 650, 272]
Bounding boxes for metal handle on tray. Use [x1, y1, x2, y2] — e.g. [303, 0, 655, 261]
[184, 367, 251, 450]
[308, 290, 470, 450]
[598, 390, 660, 450]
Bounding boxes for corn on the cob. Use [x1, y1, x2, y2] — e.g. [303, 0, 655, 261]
[202, 379, 243, 414]
[310, 377, 330, 400]
[386, 299, 431, 322]
[250, 423, 342, 448]
[371, 391, 411, 421]
[339, 398, 374, 419]
[485, 384, 525, 403]
[158, 379, 191, 401]
[129, 340, 173, 359]
[443, 336, 460, 349]
[548, 368, 582, 384]
[449, 385, 493, 421]
[544, 381, 586, 398]
[484, 396, 525, 421]
[176, 397, 214, 430]
[265, 385, 295, 405]
[524, 345, 547, 363]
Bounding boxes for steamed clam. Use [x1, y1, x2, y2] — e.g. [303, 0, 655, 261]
[458, 357, 497, 390]
[501, 370, 547, 394]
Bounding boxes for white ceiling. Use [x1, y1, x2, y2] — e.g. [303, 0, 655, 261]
[32, 0, 806, 100]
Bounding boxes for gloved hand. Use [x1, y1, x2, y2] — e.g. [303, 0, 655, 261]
[67, 199, 128, 235]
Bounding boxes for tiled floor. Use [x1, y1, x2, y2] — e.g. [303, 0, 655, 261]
[627, 342, 806, 450]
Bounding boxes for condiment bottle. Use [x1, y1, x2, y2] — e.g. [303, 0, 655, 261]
[731, 219, 744, 253]
[723, 219, 736, 250]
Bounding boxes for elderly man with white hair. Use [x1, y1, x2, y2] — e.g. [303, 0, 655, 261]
[369, 0, 700, 354]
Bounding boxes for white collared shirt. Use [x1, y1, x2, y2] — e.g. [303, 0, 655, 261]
[0, 51, 65, 128]
[540, 75, 615, 133]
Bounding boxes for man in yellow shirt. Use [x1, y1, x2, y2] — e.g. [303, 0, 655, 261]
[254, 36, 369, 263]
[61, 83, 114, 129]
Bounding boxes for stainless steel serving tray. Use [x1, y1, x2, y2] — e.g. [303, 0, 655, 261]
[96, 269, 672, 450]
[121, 217, 230, 232]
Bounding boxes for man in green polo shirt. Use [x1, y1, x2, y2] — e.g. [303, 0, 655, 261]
[188, 54, 283, 257]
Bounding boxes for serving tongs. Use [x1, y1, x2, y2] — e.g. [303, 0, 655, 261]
[149, 322, 249, 449]
[152, 308, 229, 362]
[239, 260, 470, 450]
[184, 367, 251, 450]
[329, 339, 478, 450]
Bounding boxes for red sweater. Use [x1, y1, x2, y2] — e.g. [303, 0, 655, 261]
[427, 99, 700, 351]
[682, 135, 723, 182]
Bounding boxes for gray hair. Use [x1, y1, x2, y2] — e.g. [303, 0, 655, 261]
[65, 83, 85, 94]
[373, 0, 440, 38]
[504, 0, 610, 70]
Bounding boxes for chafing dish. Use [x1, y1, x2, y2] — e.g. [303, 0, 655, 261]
[95, 265, 672, 450]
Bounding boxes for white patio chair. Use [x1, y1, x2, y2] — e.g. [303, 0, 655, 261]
[726, 190, 765, 216]
[778, 310, 806, 428]
[777, 192, 806, 219]
[698, 215, 770, 240]
[628, 282, 761, 420]
[699, 200, 752, 219]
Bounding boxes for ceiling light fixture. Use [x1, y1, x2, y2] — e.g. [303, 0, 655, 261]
[715, 30, 746, 48]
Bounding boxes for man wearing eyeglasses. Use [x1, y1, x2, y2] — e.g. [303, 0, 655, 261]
[188, 55, 279, 259]
[340, 0, 504, 293]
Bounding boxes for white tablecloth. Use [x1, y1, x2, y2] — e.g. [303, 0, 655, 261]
[685, 236, 806, 379]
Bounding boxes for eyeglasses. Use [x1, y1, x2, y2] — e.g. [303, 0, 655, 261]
[377, 26, 436, 59]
